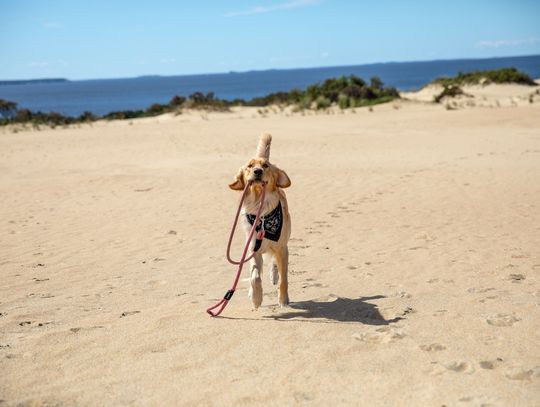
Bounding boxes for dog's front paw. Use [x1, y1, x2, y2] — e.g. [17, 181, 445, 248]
[278, 293, 290, 308]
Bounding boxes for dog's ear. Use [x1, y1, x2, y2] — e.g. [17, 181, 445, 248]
[229, 167, 245, 190]
[276, 168, 291, 189]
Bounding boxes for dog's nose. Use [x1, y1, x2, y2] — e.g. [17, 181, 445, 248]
[253, 168, 263, 177]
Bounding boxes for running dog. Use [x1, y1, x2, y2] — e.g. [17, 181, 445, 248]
[229, 133, 291, 308]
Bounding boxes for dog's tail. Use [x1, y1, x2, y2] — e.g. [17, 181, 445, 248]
[256, 133, 272, 160]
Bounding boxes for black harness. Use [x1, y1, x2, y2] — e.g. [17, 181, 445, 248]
[246, 201, 283, 251]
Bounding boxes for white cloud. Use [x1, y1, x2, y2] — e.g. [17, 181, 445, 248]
[225, 0, 320, 17]
[476, 37, 540, 48]
[159, 58, 177, 64]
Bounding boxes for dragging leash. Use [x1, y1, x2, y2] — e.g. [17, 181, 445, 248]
[206, 181, 266, 317]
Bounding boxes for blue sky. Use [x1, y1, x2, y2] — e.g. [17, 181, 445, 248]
[1, 0, 540, 80]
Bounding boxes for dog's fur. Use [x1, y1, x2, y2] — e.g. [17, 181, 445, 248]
[229, 133, 291, 308]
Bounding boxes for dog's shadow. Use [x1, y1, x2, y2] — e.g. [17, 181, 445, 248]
[265, 295, 402, 325]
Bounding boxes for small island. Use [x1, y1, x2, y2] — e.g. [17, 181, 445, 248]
[0, 78, 69, 86]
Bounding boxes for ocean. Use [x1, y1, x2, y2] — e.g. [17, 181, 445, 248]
[1, 55, 539, 117]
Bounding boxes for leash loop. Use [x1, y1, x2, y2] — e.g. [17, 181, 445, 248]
[206, 181, 267, 317]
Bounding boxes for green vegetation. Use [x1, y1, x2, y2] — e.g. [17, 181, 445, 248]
[299, 75, 398, 109]
[433, 67, 537, 87]
[433, 84, 466, 103]
[0, 99, 18, 119]
[0, 75, 399, 127]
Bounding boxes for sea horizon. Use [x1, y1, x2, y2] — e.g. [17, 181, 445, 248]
[3, 53, 540, 83]
[1, 54, 539, 117]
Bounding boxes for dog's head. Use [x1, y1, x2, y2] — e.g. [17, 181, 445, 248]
[229, 157, 291, 191]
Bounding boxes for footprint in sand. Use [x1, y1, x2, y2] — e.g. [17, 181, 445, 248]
[508, 273, 525, 282]
[433, 309, 447, 316]
[352, 327, 405, 344]
[429, 361, 475, 376]
[392, 291, 412, 298]
[301, 282, 327, 289]
[479, 358, 503, 370]
[510, 253, 528, 259]
[313, 221, 331, 228]
[120, 311, 140, 318]
[419, 343, 446, 352]
[505, 366, 540, 381]
[486, 314, 521, 327]
[458, 395, 495, 405]
[467, 287, 495, 294]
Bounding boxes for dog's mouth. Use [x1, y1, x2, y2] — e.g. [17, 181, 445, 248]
[249, 176, 266, 185]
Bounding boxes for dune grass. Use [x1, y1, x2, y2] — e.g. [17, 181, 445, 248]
[433, 67, 537, 87]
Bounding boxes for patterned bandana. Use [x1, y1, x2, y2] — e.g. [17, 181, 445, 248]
[245, 201, 283, 242]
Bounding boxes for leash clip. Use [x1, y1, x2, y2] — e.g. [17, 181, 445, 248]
[224, 289, 235, 300]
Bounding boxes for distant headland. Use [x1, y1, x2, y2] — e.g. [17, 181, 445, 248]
[0, 78, 69, 86]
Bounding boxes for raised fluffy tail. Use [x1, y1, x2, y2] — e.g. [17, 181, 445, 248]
[256, 133, 272, 159]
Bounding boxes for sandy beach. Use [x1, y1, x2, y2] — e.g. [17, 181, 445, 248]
[1, 86, 540, 406]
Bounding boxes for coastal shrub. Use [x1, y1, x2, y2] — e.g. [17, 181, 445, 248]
[78, 111, 97, 122]
[434, 67, 537, 87]
[0, 99, 18, 119]
[291, 74, 399, 110]
[185, 91, 230, 111]
[295, 96, 311, 111]
[315, 96, 331, 110]
[370, 76, 383, 90]
[338, 94, 349, 109]
[169, 95, 186, 106]
[146, 103, 170, 115]
[14, 108, 32, 122]
[103, 110, 146, 120]
[248, 92, 289, 107]
[342, 85, 362, 99]
[380, 86, 400, 98]
[433, 85, 465, 103]
[287, 88, 303, 104]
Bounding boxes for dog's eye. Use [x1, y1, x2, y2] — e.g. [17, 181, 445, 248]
[247, 164, 253, 168]
[262, 163, 269, 168]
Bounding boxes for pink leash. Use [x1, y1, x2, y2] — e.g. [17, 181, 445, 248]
[206, 181, 266, 317]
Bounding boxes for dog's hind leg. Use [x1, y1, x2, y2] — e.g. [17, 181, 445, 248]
[248, 252, 263, 309]
[269, 260, 279, 285]
[275, 246, 290, 307]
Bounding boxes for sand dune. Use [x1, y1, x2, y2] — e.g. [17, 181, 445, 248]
[1, 88, 540, 406]
[402, 80, 540, 108]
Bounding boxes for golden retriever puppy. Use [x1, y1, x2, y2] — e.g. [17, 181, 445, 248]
[229, 133, 291, 308]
